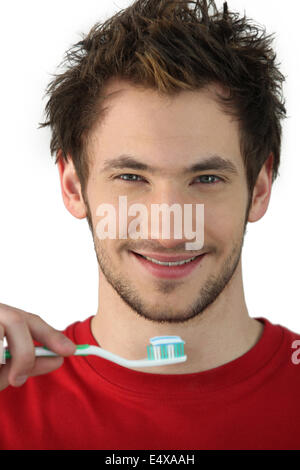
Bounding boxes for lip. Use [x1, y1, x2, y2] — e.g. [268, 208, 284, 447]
[131, 251, 205, 262]
[130, 250, 206, 279]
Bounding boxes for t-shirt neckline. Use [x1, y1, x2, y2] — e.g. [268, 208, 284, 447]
[71, 315, 284, 396]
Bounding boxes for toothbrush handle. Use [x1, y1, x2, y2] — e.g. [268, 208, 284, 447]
[3, 345, 91, 361]
[3, 345, 187, 368]
[4, 346, 58, 361]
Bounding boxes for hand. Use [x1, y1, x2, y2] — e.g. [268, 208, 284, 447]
[0, 302, 77, 391]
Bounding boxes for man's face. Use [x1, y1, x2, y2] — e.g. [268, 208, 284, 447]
[83, 79, 250, 324]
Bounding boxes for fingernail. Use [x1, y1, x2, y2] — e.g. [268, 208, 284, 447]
[14, 375, 27, 386]
[60, 336, 75, 348]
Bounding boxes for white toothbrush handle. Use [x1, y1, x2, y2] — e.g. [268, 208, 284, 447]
[4, 345, 187, 369]
[73, 345, 187, 368]
[35, 345, 187, 368]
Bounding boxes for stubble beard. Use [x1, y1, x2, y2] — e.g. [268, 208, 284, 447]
[84, 194, 250, 325]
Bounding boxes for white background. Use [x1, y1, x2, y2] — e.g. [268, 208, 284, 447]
[0, 0, 299, 332]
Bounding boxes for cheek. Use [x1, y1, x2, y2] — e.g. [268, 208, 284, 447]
[203, 198, 246, 246]
[95, 238, 117, 266]
[86, 190, 121, 233]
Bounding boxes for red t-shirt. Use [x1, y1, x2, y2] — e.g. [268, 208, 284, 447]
[0, 315, 300, 450]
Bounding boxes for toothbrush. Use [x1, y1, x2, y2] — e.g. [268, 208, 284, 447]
[3, 335, 187, 369]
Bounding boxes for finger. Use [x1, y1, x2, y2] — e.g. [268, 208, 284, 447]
[0, 303, 76, 356]
[4, 317, 36, 386]
[23, 313, 77, 356]
[0, 323, 12, 390]
[0, 361, 12, 391]
[0, 323, 4, 367]
[1, 355, 65, 389]
[26, 356, 65, 378]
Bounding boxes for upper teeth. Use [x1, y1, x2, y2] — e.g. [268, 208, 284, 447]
[142, 255, 198, 266]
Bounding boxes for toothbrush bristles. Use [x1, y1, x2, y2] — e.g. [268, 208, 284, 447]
[147, 336, 185, 361]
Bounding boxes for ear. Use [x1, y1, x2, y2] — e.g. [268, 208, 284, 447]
[57, 150, 87, 219]
[247, 153, 274, 223]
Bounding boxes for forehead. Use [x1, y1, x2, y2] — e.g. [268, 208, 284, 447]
[88, 78, 243, 175]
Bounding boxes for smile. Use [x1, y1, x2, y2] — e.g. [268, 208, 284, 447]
[138, 254, 198, 266]
[130, 251, 207, 279]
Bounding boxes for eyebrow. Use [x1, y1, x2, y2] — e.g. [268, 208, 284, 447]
[102, 154, 239, 175]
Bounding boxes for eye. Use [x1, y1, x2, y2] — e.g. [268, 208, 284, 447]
[115, 173, 145, 182]
[193, 175, 223, 185]
[113, 173, 224, 185]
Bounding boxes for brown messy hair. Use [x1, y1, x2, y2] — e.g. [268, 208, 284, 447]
[38, 0, 287, 204]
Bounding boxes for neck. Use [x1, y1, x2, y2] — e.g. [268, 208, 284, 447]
[91, 262, 264, 374]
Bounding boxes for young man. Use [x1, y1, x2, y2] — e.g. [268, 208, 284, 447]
[0, 0, 299, 450]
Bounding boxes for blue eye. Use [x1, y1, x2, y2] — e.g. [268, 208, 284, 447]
[194, 175, 222, 185]
[114, 174, 224, 185]
[116, 174, 144, 182]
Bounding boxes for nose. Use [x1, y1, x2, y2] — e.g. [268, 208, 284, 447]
[144, 184, 204, 252]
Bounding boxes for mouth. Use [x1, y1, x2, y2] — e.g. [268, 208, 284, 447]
[129, 250, 207, 279]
